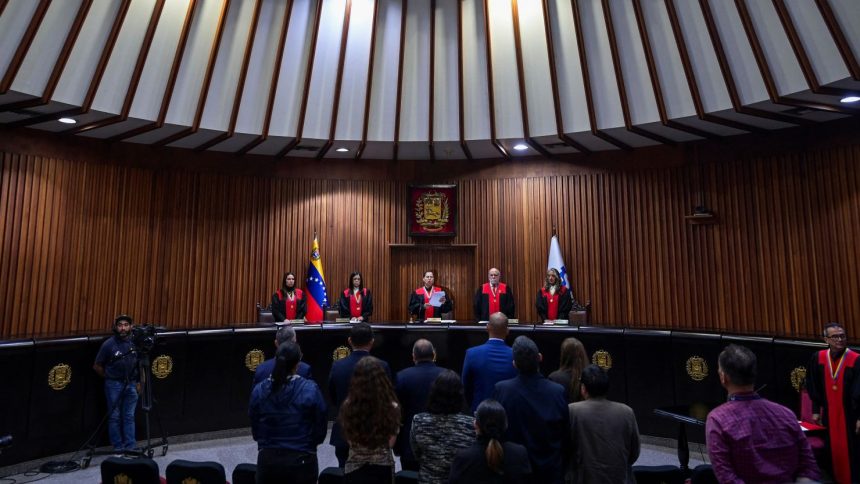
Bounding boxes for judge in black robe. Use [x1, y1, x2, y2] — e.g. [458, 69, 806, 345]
[408, 270, 452, 321]
[473, 267, 516, 321]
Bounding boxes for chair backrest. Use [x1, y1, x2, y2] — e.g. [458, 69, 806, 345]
[101, 456, 162, 484]
[799, 388, 826, 451]
[324, 308, 339, 322]
[633, 465, 685, 484]
[231, 463, 257, 484]
[568, 301, 592, 325]
[166, 459, 226, 484]
[690, 464, 718, 484]
[257, 302, 274, 324]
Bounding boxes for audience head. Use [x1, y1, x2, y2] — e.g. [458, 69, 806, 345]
[271, 341, 302, 392]
[348, 322, 374, 349]
[426, 370, 466, 415]
[822, 322, 847, 353]
[281, 272, 297, 291]
[274, 325, 297, 347]
[349, 272, 363, 290]
[475, 399, 508, 474]
[340, 356, 400, 448]
[717, 344, 757, 389]
[545, 268, 561, 288]
[412, 339, 435, 363]
[559, 337, 589, 401]
[113, 314, 133, 338]
[487, 312, 509, 339]
[512, 335, 541, 375]
[580, 364, 610, 399]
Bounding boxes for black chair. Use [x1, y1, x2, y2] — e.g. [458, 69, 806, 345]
[395, 469, 419, 483]
[569, 299, 592, 325]
[318, 466, 345, 484]
[232, 463, 257, 484]
[101, 456, 163, 484]
[633, 464, 685, 484]
[690, 464, 718, 484]
[165, 459, 226, 484]
[257, 303, 274, 324]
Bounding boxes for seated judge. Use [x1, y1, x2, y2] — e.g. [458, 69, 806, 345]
[272, 272, 306, 322]
[338, 271, 373, 322]
[409, 270, 452, 321]
[474, 267, 516, 322]
[535, 268, 571, 322]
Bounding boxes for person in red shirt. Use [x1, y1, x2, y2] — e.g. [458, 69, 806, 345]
[338, 272, 373, 322]
[473, 267, 516, 322]
[535, 268, 571, 322]
[409, 271, 452, 321]
[271, 272, 306, 322]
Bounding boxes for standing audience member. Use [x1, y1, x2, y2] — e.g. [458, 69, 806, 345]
[493, 336, 568, 484]
[339, 357, 401, 484]
[249, 342, 327, 484]
[93, 315, 139, 454]
[410, 370, 474, 484]
[395, 339, 446, 471]
[328, 323, 394, 466]
[448, 399, 532, 484]
[806, 322, 859, 484]
[548, 337, 589, 404]
[253, 325, 312, 385]
[462, 312, 518, 412]
[708, 344, 820, 484]
[271, 272, 306, 321]
[568, 364, 640, 484]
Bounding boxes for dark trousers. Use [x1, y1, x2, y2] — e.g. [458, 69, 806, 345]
[335, 445, 349, 467]
[256, 448, 318, 484]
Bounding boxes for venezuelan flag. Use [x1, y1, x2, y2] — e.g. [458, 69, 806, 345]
[305, 236, 328, 323]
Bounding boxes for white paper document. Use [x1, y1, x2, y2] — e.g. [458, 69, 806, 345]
[428, 291, 446, 307]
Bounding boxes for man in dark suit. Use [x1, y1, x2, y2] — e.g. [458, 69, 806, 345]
[494, 336, 569, 484]
[253, 325, 313, 385]
[327, 322, 393, 466]
[462, 312, 517, 412]
[395, 339, 447, 470]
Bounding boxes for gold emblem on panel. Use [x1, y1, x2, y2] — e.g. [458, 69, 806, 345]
[790, 366, 807, 392]
[113, 473, 132, 484]
[151, 355, 173, 379]
[181, 478, 201, 484]
[48, 363, 72, 390]
[414, 191, 450, 231]
[686, 356, 709, 381]
[332, 346, 351, 361]
[591, 350, 613, 370]
[245, 349, 266, 372]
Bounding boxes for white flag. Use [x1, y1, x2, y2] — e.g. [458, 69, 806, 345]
[547, 235, 569, 288]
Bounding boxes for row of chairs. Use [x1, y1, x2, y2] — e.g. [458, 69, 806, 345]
[102, 456, 713, 484]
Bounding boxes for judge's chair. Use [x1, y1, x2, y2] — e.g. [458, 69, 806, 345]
[568, 299, 592, 325]
[256, 303, 274, 324]
[165, 459, 227, 484]
[101, 456, 165, 484]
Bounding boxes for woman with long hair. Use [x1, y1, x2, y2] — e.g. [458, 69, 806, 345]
[548, 337, 589, 403]
[410, 370, 475, 483]
[535, 268, 572, 322]
[339, 356, 401, 483]
[338, 271, 373, 322]
[271, 272, 307, 322]
[448, 399, 532, 483]
[249, 342, 327, 484]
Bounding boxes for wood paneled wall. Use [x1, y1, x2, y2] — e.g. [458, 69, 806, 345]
[2, 127, 860, 340]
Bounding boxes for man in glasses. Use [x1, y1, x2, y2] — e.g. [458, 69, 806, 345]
[806, 322, 859, 483]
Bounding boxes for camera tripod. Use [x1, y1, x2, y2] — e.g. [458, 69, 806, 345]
[81, 351, 169, 468]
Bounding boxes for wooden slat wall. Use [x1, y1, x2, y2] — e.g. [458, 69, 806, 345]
[2, 139, 860, 340]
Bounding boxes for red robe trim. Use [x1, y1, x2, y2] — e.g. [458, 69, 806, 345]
[278, 289, 303, 320]
[344, 288, 365, 318]
[541, 287, 563, 320]
[818, 348, 859, 484]
[482, 283, 507, 316]
[416, 286, 442, 318]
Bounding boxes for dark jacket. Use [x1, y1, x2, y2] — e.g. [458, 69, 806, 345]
[253, 358, 313, 386]
[394, 361, 446, 463]
[535, 287, 571, 321]
[327, 350, 394, 449]
[249, 376, 327, 452]
[473, 283, 516, 321]
[271, 289, 307, 321]
[462, 339, 517, 412]
[409, 286, 453, 321]
[337, 288, 373, 321]
[448, 438, 532, 484]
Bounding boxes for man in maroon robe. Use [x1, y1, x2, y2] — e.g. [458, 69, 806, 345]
[806, 322, 860, 483]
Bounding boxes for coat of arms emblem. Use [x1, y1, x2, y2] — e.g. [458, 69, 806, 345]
[414, 191, 450, 231]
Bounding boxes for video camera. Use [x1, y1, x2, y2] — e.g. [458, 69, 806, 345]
[130, 324, 158, 353]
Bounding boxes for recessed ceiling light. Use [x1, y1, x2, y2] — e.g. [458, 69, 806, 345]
[335, 147, 349, 152]
[58, 117, 77, 124]
[840, 96, 860, 103]
[513, 143, 529, 151]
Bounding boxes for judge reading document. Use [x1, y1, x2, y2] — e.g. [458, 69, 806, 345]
[409, 270, 452, 321]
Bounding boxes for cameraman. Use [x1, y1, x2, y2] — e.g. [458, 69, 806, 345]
[93, 315, 139, 454]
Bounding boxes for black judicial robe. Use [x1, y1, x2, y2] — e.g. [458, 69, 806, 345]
[806, 349, 860, 484]
[473, 283, 516, 321]
[271, 289, 307, 321]
[337, 288, 373, 322]
[535, 286, 572, 321]
[409, 286, 453, 321]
